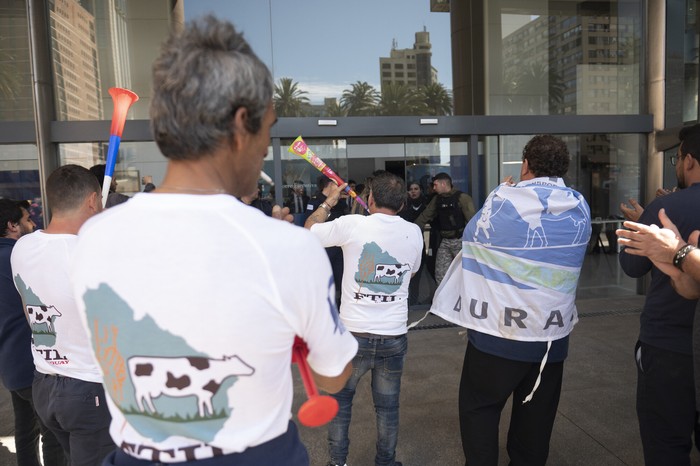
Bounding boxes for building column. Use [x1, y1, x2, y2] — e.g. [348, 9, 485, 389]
[450, 0, 485, 116]
[26, 0, 58, 220]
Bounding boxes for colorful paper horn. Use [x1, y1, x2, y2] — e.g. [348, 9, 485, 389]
[291, 336, 339, 427]
[103, 87, 139, 207]
[288, 136, 369, 212]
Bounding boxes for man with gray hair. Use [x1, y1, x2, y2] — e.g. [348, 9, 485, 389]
[70, 16, 357, 466]
[305, 172, 423, 466]
[11, 164, 114, 465]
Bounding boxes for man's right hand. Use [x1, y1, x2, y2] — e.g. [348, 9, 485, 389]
[325, 182, 347, 208]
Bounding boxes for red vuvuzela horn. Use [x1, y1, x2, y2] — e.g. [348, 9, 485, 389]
[291, 336, 339, 427]
[103, 88, 139, 207]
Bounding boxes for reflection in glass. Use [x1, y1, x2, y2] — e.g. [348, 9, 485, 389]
[281, 138, 348, 204]
[48, 1, 179, 122]
[0, 145, 42, 228]
[49, 0, 102, 121]
[59, 141, 164, 196]
[683, 0, 699, 122]
[490, 134, 642, 220]
[487, 0, 642, 116]
[0, 0, 33, 122]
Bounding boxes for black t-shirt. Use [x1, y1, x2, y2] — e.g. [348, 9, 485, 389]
[619, 183, 700, 354]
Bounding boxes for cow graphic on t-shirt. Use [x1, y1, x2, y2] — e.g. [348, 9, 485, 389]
[355, 241, 412, 295]
[84, 283, 258, 443]
[127, 355, 255, 418]
[26, 304, 61, 334]
[374, 263, 411, 280]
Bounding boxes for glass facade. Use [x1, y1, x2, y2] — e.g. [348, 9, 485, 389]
[0, 0, 685, 300]
[186, 0, 454, 118]
[485, 0, 643, 116]
[279, 137, 470, 203]
[0, 0, 33, 122]
[681, 1, 699, 122]
[48, 0, 176, 122]
[58, 141, 164, 194]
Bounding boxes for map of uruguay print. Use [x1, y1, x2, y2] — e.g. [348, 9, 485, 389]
[83, 284, 255, 443]
[354, 241, 411, 294]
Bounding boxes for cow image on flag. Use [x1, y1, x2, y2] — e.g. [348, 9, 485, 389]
[70, 16, 357, 466]
[430, 134, 591, 466]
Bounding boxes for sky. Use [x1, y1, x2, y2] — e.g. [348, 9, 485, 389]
[184, 0, 452, 104]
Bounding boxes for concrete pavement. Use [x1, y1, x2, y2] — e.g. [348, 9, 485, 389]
[295, 296, 700, 466]
[1, 296, 699, 465]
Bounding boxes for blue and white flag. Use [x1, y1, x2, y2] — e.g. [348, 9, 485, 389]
[431, 177, 591, 342]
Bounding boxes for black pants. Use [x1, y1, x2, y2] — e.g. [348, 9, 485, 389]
[103, 421, 308, 466]
[10, 386, 67, 466]
[33, 372, 115, 466]
[459, 343, 563, 466]
[636, 340, 696, 466]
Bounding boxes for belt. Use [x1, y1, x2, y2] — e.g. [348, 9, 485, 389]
[351, 332, 404, 339]
[35, 370, 66, 378]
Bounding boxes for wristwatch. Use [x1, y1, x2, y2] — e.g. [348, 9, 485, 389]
[673, 244, 696, 271]
[319, 202, 332, 219]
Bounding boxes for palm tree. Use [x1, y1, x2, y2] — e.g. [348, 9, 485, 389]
[274, 77, 310, 117]
[324, 99, 346, 117]
[377, 83, 425, 116]
[419, 82, 452, 116]
[507, 62, 567, 114]
[340, 81, 379, 116]
[547, 67, 566, 113]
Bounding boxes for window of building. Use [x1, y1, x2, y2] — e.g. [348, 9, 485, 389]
[487, 0, 642, 116]
[0, 0, 33, 122]
[183, 1, 452, 117]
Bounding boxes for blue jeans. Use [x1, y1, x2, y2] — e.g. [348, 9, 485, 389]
[328, 334, 407, 466]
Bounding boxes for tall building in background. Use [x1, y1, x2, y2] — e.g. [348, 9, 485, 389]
[49, 0, 102, 121]
[501, 3, 639, 116]
[499, 4, 640, 217]
[86, 0, 132, 113]
[48, 0, 102, 165]
[379, 28, 437, 93]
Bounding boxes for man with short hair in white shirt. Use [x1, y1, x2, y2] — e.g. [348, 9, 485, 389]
[11, 164, 115, 466]
[305, 171, 423, 466]
[69, 16, 356, 466]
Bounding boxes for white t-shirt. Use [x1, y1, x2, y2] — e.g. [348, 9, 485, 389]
[310, 213, 423, 335]
[70, 193, 358, 462]
[11, 231, 102, 383]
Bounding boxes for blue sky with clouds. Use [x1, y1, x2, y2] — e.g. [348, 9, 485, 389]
[184, 0, 452, 104]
